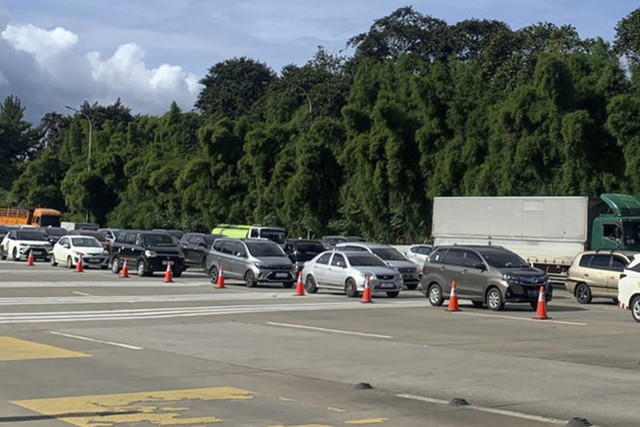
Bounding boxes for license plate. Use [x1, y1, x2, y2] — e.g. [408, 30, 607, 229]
[275, 273, 288, 278]
[528, 290, 539, 298]
[380, 283, 394, 289]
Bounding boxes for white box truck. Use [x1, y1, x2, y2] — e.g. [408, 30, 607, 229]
[432, 195, 640, 282]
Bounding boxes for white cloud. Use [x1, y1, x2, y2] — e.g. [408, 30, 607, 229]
[2, 24, 78, 64]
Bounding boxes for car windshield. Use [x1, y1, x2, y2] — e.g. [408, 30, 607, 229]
[79, 232, 106, 242]
[246, 241, 284, 257]
[71, 237, 102, 248]
[16, 231, 46, 241]
[623, 221, 640, 248]
[348, 254, 387, 267]
[481, 251, 529, 268]
[145, 234, 177, 247]
[260, 229, 286, 244]
[295, 242, 325, 253]
[45, 228, 67, 236]
[204, 235, 219, 246]
[40, 216, 61, 227]
[371, 247, 406, 261]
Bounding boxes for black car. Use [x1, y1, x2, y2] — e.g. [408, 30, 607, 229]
[109, 230, 185, 277]
[43, 227, 68, 245]
[153, 229, 184, 240]
[180, 233, 223, 272]
[284, 239, 326, 271]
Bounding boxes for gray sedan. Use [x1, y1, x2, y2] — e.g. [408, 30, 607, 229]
[302, 251, 403, 298]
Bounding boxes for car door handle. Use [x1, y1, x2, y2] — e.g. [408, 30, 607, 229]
[584, 274, 589, 277]
[461, 269, 468, 274]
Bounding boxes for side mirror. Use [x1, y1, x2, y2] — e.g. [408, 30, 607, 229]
[199, 242, 207, 248]
[236, 252, 245, 258]
[620, 273, 627, 279]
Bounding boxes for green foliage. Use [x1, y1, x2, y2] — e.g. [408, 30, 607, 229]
[3, 7, 639, 243]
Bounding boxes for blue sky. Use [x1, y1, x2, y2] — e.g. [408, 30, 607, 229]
[0, 0, 637, 121]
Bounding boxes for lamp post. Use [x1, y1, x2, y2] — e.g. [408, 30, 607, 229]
[65, 105, 93, 222]
[289, 83, 312, 116]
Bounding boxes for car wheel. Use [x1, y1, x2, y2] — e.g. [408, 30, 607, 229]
[530, 300, 538, 311]
[387, 291, 399, 298]
[471, 301, 484, 308]
[0, 246, 6, 260]
[631, 295, 640, 323]
[66, 256, 73, 269]
[173, 267, 183, 278]
[486, 287, 504, 311]
[111, 257, 120, 274]
[202, 258, 208, 274]
[12, 247, 19, 261]
[208, 266, 218, 285]
[575, 283, 592, 304]
[305, 275, 318, 294]
[244, 270, 257, 287]
[137, 260, 148, 277]
[282, 281, 294, 288]
[427, 283, 444, 306]
[406, 284, 418, 290]
[50, 254, 57, 267]
[345, 278, 358, 298]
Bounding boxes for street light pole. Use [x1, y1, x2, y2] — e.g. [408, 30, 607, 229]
[289, 83, 312, 116]
[65, 105, 93, 221]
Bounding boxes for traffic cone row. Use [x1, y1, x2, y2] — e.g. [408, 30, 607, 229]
[534, 285, 549, 320]
[120, 259, 129, 278]
[446, 280, 460, 312]
[75, 254, 84, 272]
[26, 250, 34, 266]
[164, 261, 173, 283]
[361, 275, 373, 303]
[215, 267, 225, 288]
[294, 271, 305, 296]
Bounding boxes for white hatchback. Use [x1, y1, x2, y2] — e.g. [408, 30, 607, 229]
[52, 235, 109, 269]
[617, 255, 640, 322]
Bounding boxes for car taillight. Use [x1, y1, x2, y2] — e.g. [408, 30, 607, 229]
[422, 266, 427, 275]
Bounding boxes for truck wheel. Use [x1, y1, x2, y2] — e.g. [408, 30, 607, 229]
[305, 275, 318, 294]
[427, 283, 444, 306]
[631, 296, 640, 323]
[575, 283, 592, 304]
[486, 287, 504, 311]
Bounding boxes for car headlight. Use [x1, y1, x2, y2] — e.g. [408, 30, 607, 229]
[178, 250, 185, 258]
[255, 262, 264, 269]
[145, 250, 157, 257]
[503, 274, 520, 284]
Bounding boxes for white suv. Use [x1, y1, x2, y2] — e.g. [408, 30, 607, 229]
[0, 229, 52, 261]
[617, 255, 640, 322]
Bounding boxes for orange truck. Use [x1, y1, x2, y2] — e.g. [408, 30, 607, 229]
[0, 207, 62, 228]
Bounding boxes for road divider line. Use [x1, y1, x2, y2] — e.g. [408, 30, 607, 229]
[72, 291, 92, 296]
[456, 311, 587, 326]
[49, 331, 143, 350]
[396, 393, 569, 425]
[266, 322, 393, 339]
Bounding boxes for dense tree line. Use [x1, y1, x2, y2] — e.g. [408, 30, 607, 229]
[2, 7, 640, 243]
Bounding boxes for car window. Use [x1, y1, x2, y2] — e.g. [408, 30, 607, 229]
[414, 246, 432, 255]
[246, 241, 284, 257]
[611, 256, 628, 272]
[348, 254, 387, 267]
[631, 262, 640, 273]
[579, 255, 593, 267]
[125, 233, 137, 244]
[213, 241, 224, 252]
[481, 250, 529, 268]
[603, 223, 621, 242]
[234, 242, 247, 257]
[331, 253, 346, 268]
[344, 245, 366, 251]
[249, 229, 259, 238]
[16, 231, 47, 241]
[429, 249, 447, 263]
[442, 249, 466, 266]
[316, 253, 331, 265]
[371, 247, 406, 261]
[58, 237, 68, 245]
[463, 251, 483, 268]
[145, 233, 176, 247]
[590, 255, 611, 270]
[221, 242, 235, 254]
[71, 237, 102, 248]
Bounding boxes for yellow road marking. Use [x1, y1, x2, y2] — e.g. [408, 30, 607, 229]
[0, 336, 89, 361]
[344, 419, 390, 425]
[266, 425, 333, 427]
[13, 387, 253, 427]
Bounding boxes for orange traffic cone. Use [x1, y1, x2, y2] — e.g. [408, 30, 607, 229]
[164, 261, 173, 283]
[294, 271, 305, 296]
[446, 280, 460, 312]
[75, 254, 84, 272]
[361, 275, 373, 303]
[120, 259, 129, 278]
[27, 250, 34, 266]
[534, 285, 549, 320]
[215, 267, 225, 289]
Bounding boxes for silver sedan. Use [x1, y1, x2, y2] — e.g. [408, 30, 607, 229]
[302, 250, 403, 298]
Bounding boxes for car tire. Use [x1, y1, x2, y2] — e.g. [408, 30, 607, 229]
[50, 254, 57, 267]
[406, 284, 418, 290]
[387, 291, 399, 298]
[202, 258, 208, 274]
[244, 270, 257, 287]
[305, 275, 318, 294]
[575, 283, 592, 304]
[486, 287, 504, 311]
[137, 260, 148, 277]
[173, 267, 183, 278]
[0, 246, 6, 260]
[12, 247, 19, 261]
[471, 301, 484, 308]
[282, 281, 294, 289]
[111, 257, 120, 274]
[66, 256, 73, 269]
[530, 300, 538, 311]
[345, 278, 358, 298]
[427, 283, 444, 306]
[208, 266, 218, 285]
[631, 295, 640, 323]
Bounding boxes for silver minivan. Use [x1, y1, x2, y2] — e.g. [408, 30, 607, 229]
[205, 238, 296, 288]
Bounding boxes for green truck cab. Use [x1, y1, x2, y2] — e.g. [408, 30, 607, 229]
[590, 194, 640, 251]
[211, 224, 288, 245]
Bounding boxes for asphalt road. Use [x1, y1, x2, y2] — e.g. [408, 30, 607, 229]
[0, 259, 638, 427]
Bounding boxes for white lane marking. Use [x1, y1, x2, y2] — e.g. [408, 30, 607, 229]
[0, 301, 427, 324]
[0, 281, 210, 288]
[49, 331, 143, 350]
[266, 321, 393, 339]
[72, 291, 92, 296]
[396, 393, 570, 425]
[456, 311, 587, 326]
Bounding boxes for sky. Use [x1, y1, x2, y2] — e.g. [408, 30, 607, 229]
[0, 0, 637, 123]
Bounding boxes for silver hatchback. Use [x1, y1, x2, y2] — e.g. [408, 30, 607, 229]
[302, 251, 403, 298]
[206, 238, 296, 288]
